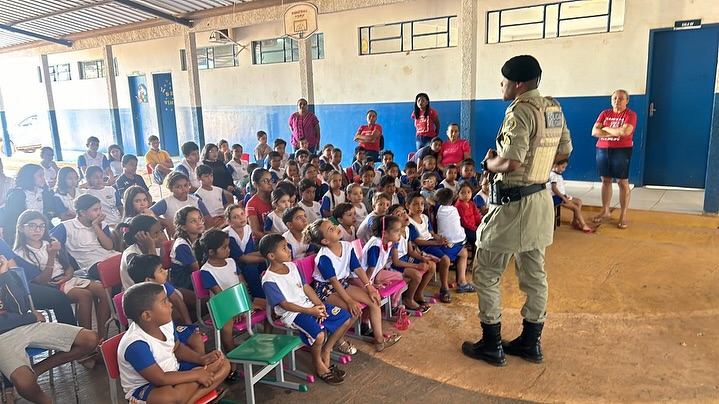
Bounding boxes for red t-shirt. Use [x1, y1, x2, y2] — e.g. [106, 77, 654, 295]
[595, 108, 637, 149]
[245, 194, 272, 240]
[411, 108, 439, 138]
[357, 124, 382, 151]
[439, 139, 470, 166]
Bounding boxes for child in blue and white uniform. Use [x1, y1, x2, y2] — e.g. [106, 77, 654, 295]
[169, 206, 204, 290]
[223, 205, 266, 299]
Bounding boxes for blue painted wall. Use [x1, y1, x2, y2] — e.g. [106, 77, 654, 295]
[52, 94, 649, 185]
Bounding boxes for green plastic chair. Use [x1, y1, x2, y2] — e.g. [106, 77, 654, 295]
[207, 283, 308, 403]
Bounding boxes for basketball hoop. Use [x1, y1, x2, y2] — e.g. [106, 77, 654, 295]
[284, 2, 318, 41]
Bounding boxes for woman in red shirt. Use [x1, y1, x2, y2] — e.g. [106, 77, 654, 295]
[412, 93, 440, 150]
[591, 89, 637, 229]
[354, 109, 382, 163]
[245, 168, 274, 242]
[437, 123, 471, 170]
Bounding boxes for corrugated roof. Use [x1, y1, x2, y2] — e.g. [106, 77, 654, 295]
[0, 0, 254, 49]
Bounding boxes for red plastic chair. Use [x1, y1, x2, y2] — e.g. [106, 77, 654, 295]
[113, 292, 128, 331]
[101, 332, 218, 404]
[97, 254, 123, 337]
[161, 239, 173, 269]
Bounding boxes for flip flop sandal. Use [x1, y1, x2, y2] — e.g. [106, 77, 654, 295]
[318, 370, 344, 385]
[456, 283, 476, 293]
[419, 303, 431, 313]
[439, 289, 452, 303]
[329, 364, 347, 378]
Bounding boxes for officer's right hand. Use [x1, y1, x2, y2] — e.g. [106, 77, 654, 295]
[484, 149, 497, 162]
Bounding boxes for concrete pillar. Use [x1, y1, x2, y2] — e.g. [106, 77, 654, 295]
[0, 87, 10, 157]
[40, 54, 63, 161]
[298, 36, 315, 112]
[460, 0, 478, 145]
[184, 32, 205, 147]
[103, 45, 123, 147]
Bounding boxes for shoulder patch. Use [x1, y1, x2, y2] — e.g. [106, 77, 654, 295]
[504, 116, 517, 132]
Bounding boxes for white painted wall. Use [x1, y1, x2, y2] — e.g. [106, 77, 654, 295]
[475, 0, 719, 99]
[46, 48, 108, 110]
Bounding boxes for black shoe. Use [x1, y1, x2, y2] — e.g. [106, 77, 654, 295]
[461, 322, 506, 367]
[502, 320, 544, 363]
[360, 323, 373, 337]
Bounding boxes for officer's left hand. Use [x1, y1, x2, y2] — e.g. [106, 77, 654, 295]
[484, 149, 497, 162]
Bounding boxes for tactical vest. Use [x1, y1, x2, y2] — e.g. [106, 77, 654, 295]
[502, 96, 564, 184]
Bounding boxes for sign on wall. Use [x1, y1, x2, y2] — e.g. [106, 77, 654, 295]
[284, 2, 318, 40]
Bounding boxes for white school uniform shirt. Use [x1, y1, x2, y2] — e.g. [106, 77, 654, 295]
[357, 236, 392, 283]
[110, 160, 123, 177]
[265, 211, 288, 234]
[353, 203, 369, 225]
[548, 171, 566, 196]
[338, 224, 357, 241]
[321, 190, 346, 214]
[313, 241, 356, 283]
[283, 230, 311, 260]
[439, 179, 460, 194]
[227, 159, 249, 187]
[42, 164, 57, 187]
[55, 189, 78, 215]
[24, 188, 44, 211]
[408, 214, 432, 240]
[82, 186, 122, 225]
[176, 159, 202, 189]
[118, 321, 178, 399]
[52, 218, 119, 271]
[82, 152, 105, 170]
[300, 200, 323, 224]
[120, 244, 160, 290]
[154, 194, 204, 222]
[357, 211, 379, 243]
[194, 185, 224, 216]
[200, 258, 240, 292]
[395, 227, 411, 258]
[225, 224, 251, 252]
[262, 261, 314, 326]
[436, 205, 466, 244]
[15, 240, 64, 279]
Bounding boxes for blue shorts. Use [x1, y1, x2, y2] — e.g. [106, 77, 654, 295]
[175, 324, 199, 345]
[130, 363, 198, 403]
[420, 243, 464, 262]
[596, 147, 632, 179]
[552, 195, 565, 206]
[293, 304, 351, 346]
[391, 255, 416, 272]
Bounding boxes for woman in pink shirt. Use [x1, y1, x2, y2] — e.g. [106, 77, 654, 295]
[288, 98, 321, 153]
[591, 89, 637, 229]
[437, 123, 470, 169]
[412, 93, 440, 150]
[354, 109, 382, 163]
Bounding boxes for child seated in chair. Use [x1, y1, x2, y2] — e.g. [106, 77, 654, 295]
[127, 254, 204, 355]
[118, 282, 229, 403]
[0, 254, 98, 404]
[260, 234, 352, 385]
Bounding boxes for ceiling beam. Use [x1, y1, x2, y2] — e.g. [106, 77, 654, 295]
[0, 24, 72, 47]
[113, 0, 193, 28]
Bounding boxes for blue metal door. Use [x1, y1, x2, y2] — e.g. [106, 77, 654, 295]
[644, 26, 719, 188]
[128, 75, 151, 155]
[152, 73, 179, 156]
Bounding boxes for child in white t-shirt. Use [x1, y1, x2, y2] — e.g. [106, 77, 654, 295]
[263, 188, 291, 234]
[548, 160, 594, 233]
[193, 165, 231, 228]
[82, 166, 122, 226]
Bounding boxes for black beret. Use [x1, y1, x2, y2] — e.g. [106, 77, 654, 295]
[501, 55, 542, 82]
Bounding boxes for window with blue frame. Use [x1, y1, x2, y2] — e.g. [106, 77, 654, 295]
[252, 33, 324, 65]
[486, 0, 625, 44]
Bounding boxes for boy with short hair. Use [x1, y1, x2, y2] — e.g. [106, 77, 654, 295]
[420, 171, 439, 206]
[0, 255, 98, 404]
[377, 149, 394, 176]
[267, 151, 283, 184]
[434, 188, 474, 293]
[438, 164, 460, 195]
[298, 179, 323, 223]
[357, 191, 391, 243]
[374, 175, 401, 206]
[260, 234, 351, 385]
[226, 143, 249, 190]
[118, 282, 230, 403]
[254, 131, 272, 163]
[421, 154, 443, 181]
[294, 149, 310, 169]
[412, 136, 442, 165]
[127, 254, 204, 354]
[350, 146, 366, 181]
[359, 165, 377, 208]
[401, 161, 421, 192]
[176, 141, 202, 192]
[115, 154, 149, 197]
[145, 135, 174, 185]
[282, 206, 315, 259]
[194, 165, 232, 228]
[78, 135, 114, 185]
[458, 158, 479, 193]
[271, 138, 289, 170]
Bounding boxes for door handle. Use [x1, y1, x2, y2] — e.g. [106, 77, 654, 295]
[649, 102, 656, 117]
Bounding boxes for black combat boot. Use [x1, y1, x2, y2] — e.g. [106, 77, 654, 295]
[461, 322, 507, 367]
[502, 320, 544, 363]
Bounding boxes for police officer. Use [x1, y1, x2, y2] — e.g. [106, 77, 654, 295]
[461, 55, 572, 366]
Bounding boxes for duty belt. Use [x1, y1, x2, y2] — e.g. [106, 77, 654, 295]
[489, 183, 546, 205]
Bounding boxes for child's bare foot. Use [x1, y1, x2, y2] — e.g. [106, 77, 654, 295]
[592, 214, 611, 223]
